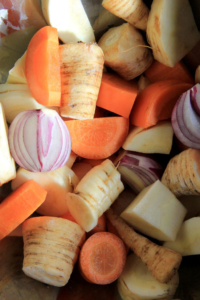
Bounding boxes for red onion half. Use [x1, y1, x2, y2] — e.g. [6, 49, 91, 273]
[8, 109, 71, 172]
[115, 151, 162, 194]
[172, 84, 200, 149]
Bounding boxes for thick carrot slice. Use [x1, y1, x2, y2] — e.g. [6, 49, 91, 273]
[25, 26, 61, 106]
[0, 180, 47, 240]
[79, 232, 126, 284]
[65, 117, 129, 159]
[96, 73, 138, 118]
[131, 80, 192, 128]
[145, 61, 194, 84]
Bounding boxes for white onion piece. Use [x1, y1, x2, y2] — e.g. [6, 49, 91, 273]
[8, 109, 71, 172]
[115, 151, 162, 194]
[172, 84, 200, 149]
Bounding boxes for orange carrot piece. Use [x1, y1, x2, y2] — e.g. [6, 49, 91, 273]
[79, 232, 126, 284]
[145, 60, 194, 84]
[87, 214, 106, 237]
[65, 117, 129, 159]
[25, 26, 61, 106]
[0, 180, 47, 240]
[131, 80, 192, 128]
[96, 73, 138, 118]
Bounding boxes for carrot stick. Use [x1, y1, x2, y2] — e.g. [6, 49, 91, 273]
[96, 73, 138, 118]
[65, 117, 129, 159]
[106, 208, 182, 284]
[0, 180, 47, 240]
[131, 80, 192, 128]
[145, 60, 194, 84]
[79, 232, 126, 284]
[25, 26, 61, 106]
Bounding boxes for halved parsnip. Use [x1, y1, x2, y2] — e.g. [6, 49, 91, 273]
[0, 103, 16, 185]
[41, 0, 95, 43]
[102, 0, 149, 31]
[22, 217, 85, 287]
[120, 180, 187, 241]
[164, 217, 200, 256]
[147, 0, 200, 67]
[6, 51, 27, 84]
[118, 253, 179, 300]
[122, 120, 173, 154]
[59, 43, 104, 120]
[11, 165, 79, 217]
[98, 23, 153, 80]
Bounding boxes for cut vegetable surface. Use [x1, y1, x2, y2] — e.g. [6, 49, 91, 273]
[25, 26, 61, 107]
[79, 232, 126, 284]
[96, 73, 138, 118]
[0, 180, 47, 240]
[131, 80, 192, 128]
[65, 117, 129, 159]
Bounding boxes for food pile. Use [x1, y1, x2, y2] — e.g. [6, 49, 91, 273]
[0, 0, 200, 299]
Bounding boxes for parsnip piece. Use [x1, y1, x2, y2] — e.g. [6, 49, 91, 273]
[122, 120, 173, 154]
[6, 51, 27, 84]
[98, 23, 153, 80]
[0, 103, 16, 185]
[59, 43, 104, 120]
[118, 253, 179, 300]
[195, 65, 200, 83]
[147, 0, 200, 67]
[106, 208, 182, 284]
[164, 217, 200, 256]
[11, 165, 79, 217]
[161, 149, 200, 196]
[120, 180, 187, 241]
[67, 159, 124, 232]
[41, 0, 95, 43]
[22, 217, 85, 287]
[93, 8, 124, 40]
[102, 0, 149, 31]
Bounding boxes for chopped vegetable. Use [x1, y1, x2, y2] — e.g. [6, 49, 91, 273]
[145, 60, 194, 84]
[0, 180, 47, 240]
[65, 117, 129, 159]
[8, 109, 71, 172]
[59, 43, 104, 120]
[79, 232, 126, 284]
[25, 26, 61, 106]
[106, 208, 182, 284]
[120, 180, 187, 241]
[22, 216, 85, 287]
[67, 159, 124, 232]
[102, 0, 149, 30]
[118, 253, 179, 300]
[41, 0, 95, 43]
[96, 73, 138, 118]
[164, 217, 200, 256]
[131, 80, 192, 128]
[147, 0, 200, 67]
[122, 120, 173, 154]
[98, 23, 153, 80]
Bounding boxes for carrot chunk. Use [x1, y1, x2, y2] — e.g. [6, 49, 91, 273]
[145, 61, 194, 84]
[79, 232, 126, 284]
[96, 73, 138, 118]
[131, 80, 192, 128]
[25, 26, 61, 106]
[65, 117, 129, 159]
[0, 180, 47, 240]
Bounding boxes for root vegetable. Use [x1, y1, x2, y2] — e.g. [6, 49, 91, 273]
[98, 23, 153, 80]
[106, 208, 182, 284]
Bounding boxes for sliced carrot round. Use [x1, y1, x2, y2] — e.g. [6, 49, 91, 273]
[25, 26, 61, 106]
[65, 117, 129, 159]
[79, 232, 126, 285]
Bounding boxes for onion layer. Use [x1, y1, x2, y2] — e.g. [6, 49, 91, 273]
[8, 109, 71, 172]
[172, 83, 200, 149]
